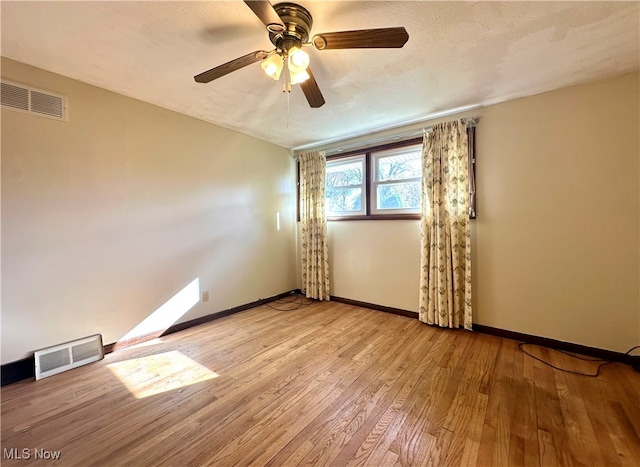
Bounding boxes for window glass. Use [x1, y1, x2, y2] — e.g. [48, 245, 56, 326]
[376, 150, 422, 182]
[371, 145, 422, 214]
[325, 155, 366, 216]
[326, 159, 363, 186]
[376, 181, 421, 210]
[326, 187, 363, 213]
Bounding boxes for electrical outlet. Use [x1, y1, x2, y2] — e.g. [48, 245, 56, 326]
[202, 291, 209, 302]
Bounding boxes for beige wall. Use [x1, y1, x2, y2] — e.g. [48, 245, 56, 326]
[328, 221, 421, 312]
[1, 58, 297, 364]
[476, 72, 639, 353]
[323, 72, 639, 353]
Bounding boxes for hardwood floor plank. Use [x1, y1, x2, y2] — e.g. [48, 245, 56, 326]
[537, 429, 558, 466]
[280, 439, 316, 466]
[532, 348, 574, 465]
[379, 449, 399, 466]
[2, 300, 639, 467]
[609, 433, 640, 466]
[458, 392, 488, 467]
[476, 424, 497, 466]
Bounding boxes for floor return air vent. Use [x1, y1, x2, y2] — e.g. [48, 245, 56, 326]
[34, 334, 104, 380]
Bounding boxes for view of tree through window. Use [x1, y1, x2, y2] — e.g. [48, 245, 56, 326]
[325, 156, 365, 215]
[373, 147, 421, 212]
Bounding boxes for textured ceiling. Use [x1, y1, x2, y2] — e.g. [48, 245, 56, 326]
[2, 1, 639, 149]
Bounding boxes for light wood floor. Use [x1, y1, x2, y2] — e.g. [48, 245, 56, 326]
[2, 300, 639, 466]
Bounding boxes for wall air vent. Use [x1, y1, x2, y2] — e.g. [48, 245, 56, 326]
[34, 334, 104, 380]
[1, 82, 29, 111]
[1, 80, 66, 121]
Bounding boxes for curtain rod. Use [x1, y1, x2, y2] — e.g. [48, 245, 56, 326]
[294, 117, 478, 159]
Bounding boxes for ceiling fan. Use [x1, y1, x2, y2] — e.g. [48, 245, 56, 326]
[194, 0, 409, 108]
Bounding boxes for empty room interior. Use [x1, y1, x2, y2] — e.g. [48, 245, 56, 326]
[1, 1, 639, 466]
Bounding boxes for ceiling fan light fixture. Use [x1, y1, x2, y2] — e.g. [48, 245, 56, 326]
[288, 47, 310, 73]
[194, 1, 410, 110]
[261, 54, 284, 80]
[290, 69, 310, 85]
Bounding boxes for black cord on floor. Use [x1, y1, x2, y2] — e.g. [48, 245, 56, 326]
[265, 293, 315, 311]
[518, 343, 640, 378]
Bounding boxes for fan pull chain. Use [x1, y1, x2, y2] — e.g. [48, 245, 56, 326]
[287, 85, 290, 128]
[283, 62, 291, 128]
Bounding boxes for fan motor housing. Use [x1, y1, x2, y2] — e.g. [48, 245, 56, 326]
[269, 2, 313, 49]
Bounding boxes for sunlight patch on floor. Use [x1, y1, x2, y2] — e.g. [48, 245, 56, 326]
[107, 350, 218, 399]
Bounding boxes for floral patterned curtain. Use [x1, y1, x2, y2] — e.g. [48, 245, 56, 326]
[419, 120, 472, 329]
[299, 150, 330, 300]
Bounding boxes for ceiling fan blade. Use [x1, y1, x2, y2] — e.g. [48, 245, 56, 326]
[300, 67, 325, 108]
[312, 27, 409, 50]
[194, 51, 267, 83]
[244, 1, 285, 32]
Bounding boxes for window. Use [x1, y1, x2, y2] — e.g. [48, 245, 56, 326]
[325, 154, 366, 217]
[324, 138, 423, 220]
[371, 145, 422, 215]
